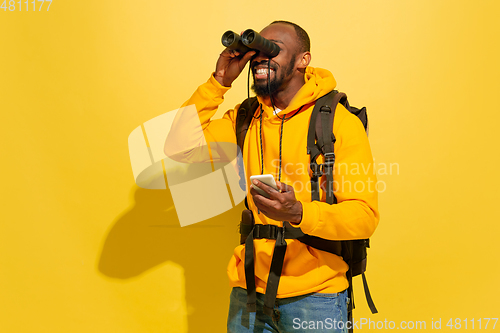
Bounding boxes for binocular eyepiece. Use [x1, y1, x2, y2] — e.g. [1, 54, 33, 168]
[221, 29, 280, 58]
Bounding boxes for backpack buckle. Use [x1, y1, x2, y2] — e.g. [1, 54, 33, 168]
[323, 152, 335, 166]
[253, 224, 280, 239]
[320, 105, 331, 113]
[322, 152, 335, 175]
[310, 162, 323, 178]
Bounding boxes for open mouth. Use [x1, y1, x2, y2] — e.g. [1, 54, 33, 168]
[254, 67, 275, 80]
[253, 63, 277, 80]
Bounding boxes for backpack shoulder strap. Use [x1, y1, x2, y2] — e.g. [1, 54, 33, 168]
[236, 97, 259, 154]
[235, 97, 259, 192]
[307, 90, 347, 204]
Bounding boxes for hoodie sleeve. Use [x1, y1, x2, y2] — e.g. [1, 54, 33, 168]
[164, 74, 239, 163]
[295, 105, 380, 240]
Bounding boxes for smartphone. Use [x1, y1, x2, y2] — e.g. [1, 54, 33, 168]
[250, 174, 278, 198]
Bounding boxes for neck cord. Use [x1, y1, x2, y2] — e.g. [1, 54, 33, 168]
[277, 106, 304, 181]
[258, 105, 304, 180]
[259, 107, 264, 174]
[249, 58, 303, 177]
[247, 64, 251, 100]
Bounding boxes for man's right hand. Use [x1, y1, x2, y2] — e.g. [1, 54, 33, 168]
[214, 49, 256, 87]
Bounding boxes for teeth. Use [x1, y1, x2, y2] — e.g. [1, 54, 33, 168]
[256, 68, 274, 75]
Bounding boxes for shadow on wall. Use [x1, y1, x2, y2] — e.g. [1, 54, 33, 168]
[97, 178, 243, 332]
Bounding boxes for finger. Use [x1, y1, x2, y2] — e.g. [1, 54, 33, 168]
[241, 50, 256, 63]
[221, 48, 234, 56]
[275, 180, 282, 192]
[253, 201, 269, 217]
[252, 179, 279, 197]
[250, 186, 275, 206]
[239, 51, 256, 70]
[278, 181, 293, 193]
[249, 185, 261, 198]
[250, 185, 269, 200]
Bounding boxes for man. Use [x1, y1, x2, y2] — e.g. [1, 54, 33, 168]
[165, 21, 379, 332]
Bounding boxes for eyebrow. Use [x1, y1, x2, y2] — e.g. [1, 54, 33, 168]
[269, 39, 284, 45]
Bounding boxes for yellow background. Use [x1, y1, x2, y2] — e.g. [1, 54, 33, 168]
[1, 0, 499, 332]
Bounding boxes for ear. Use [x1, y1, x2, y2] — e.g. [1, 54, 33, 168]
[296, 52, 311, 69]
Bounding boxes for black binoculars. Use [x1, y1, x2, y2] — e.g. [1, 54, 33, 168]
[221, 29, 280, 58]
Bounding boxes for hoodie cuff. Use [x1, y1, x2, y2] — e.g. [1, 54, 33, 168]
[208, 73, 232, 95]
[289, 201, 319, 234]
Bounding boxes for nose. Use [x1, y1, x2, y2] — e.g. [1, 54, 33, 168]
[252, 50, 271, 65]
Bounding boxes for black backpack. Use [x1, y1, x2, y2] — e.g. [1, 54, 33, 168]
[236, 90, 377, 330]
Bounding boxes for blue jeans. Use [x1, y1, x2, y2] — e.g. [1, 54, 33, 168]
[227, 287, 349, 333]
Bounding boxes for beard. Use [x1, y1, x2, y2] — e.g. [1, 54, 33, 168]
[251, 74, 282, 97]
[251, 54, 296, 97]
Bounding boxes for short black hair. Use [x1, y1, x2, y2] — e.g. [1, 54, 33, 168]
[270, 20, 310, 53]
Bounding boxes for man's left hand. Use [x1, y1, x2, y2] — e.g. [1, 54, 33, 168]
[250, 180, 303, 224]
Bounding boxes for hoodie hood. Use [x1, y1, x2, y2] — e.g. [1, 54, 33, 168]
[257, 66, 336, 119]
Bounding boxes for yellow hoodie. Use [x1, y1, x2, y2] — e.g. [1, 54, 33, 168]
[169, 67, 379, 297]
